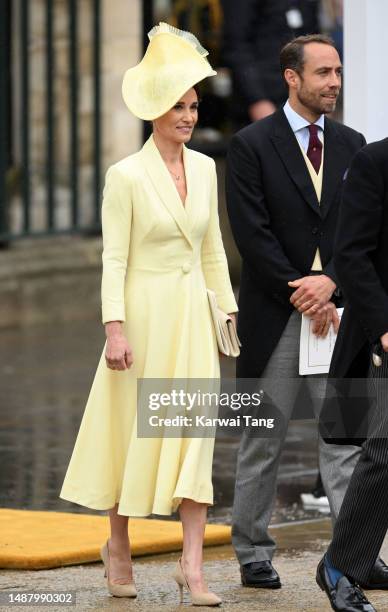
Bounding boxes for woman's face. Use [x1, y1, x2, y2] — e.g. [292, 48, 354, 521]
[153, 88, 199, 144]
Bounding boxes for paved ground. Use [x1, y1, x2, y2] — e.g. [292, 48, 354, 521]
[2, 520, 388, 612]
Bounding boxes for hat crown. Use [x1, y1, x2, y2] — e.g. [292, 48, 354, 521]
[147, 22, 209, 58]
[121, 22, 216, 121]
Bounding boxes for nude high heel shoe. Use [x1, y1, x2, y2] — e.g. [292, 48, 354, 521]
[100, 540, 137, 598]
[172, 558, 222, 606]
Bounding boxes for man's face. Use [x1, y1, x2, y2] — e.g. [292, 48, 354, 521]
[295, 43, 342, 115]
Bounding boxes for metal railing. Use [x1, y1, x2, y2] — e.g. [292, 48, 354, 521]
[0, 0, 102, 243]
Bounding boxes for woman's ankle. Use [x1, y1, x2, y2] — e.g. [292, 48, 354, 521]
[181, 556, 203, 575]
[108, 536, 130, 554]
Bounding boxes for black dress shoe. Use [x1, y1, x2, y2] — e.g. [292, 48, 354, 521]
[316, 558, 376, 611]
[240, 560, 281, 588]
[359, 557, 388, 589]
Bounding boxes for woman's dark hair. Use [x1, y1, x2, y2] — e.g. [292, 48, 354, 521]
[193, 83, 202, 103]
[280, 34, 336, 81]
[151, 84, 202, 124]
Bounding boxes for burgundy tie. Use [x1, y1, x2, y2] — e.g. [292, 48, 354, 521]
[307, 124, 322, 174]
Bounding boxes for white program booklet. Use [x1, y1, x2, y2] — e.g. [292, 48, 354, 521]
[299, 308, 344, 375]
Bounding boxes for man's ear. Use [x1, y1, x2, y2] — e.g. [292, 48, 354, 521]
[284, 68, 299, 90]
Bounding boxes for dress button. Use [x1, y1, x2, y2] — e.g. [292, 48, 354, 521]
[312, 227, 319, 235]
[182, 263, 191, 273]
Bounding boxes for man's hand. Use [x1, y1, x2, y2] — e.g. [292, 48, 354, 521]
[310, 302, 340, 338]
[288, 275, 336, 314]
[248, 99, 276, 121]
[380, 332, 388, 352]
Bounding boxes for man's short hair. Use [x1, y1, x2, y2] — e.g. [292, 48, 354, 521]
[280, 34, 336, 80]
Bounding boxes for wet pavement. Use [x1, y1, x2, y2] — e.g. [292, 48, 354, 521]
[0, 318, 327, 524]
[2, 526, 388, 611]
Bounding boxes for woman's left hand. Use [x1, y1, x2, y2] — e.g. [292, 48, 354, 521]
[228, 313, 237, 326]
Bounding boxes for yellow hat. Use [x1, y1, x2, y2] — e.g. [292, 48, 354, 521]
[122, 22, 217, 120]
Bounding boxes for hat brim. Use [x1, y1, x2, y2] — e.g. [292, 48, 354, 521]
[122, 65, 217, 120]
[121, 30, 217, 120]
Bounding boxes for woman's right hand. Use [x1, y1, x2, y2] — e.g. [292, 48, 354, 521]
[104, 321, 134, 370]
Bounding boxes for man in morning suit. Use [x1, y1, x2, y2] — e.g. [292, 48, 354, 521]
[316, 140, 388, 612]
[225, 34, 370, 589]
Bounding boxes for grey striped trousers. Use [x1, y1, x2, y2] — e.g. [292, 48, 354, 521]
[328, 349, 388, 583]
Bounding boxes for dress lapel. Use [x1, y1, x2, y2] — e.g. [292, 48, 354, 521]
[141, 135, 193, 247]
[320, 118, 349, 220]
[270, 109, 321, 216]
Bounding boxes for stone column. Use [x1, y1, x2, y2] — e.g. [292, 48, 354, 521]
[343, 0, 388, 143]
[102, 0, 142, 168]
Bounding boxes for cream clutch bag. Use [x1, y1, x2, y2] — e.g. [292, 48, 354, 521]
[207, 289, 241, 357]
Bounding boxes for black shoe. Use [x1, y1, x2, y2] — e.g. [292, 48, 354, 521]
[316, 557, 376, 611]
[359, 557, 388, 590]
[240, 560, 281, 588]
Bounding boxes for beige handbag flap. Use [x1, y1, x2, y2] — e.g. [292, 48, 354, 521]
[207, 289, 241, 358]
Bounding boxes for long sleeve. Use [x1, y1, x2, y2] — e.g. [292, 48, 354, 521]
[101, 165, 132, 324]
[226, 132, 302, 305]
[201, 161, 238, 314]
[334, 147, 388, 342]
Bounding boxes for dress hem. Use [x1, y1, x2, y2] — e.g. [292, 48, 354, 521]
[59, 489, 213, 518]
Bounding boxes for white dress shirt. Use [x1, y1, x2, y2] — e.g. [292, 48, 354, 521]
[283, 100, 324, 152]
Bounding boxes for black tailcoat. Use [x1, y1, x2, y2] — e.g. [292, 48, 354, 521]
[320, 139, 388, 445]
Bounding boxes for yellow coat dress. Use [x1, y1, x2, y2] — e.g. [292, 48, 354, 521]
[59, 134, 238, 516]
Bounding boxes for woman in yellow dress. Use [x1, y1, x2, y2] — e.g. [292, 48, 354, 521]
[60, 22, 237, 606]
